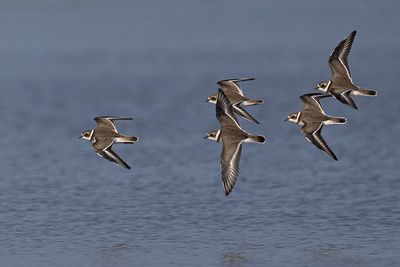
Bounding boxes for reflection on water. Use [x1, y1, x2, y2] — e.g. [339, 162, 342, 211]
[97, 243, 135, 267]
[221, 252, 247, 267]
[308, 245, 368, 267]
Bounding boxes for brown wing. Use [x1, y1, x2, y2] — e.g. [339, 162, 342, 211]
[329, 59, 353, 87]
[299, 93, 330, 113]
[220, 140, 242, 196]
[92, 138, 114, 152]
[94, 116, 133, 132]
[217, 78, 255, 97]
[302, 123, 338, 161]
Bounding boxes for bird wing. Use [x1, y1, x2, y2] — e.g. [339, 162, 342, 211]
[220, 140, 242, 195]
[300, 93, 330, 113]
[216, 88, 240, 128]
[329, 31, 356, 81]
[92, 137, 114, 152]
[97, 147, 131, 169]
[217, 78, 255, 97]
[331, 89, 358, 109]
[302, 122, 338, 161]
[234, 105, 260, 124]
[94, 116, 133, 132]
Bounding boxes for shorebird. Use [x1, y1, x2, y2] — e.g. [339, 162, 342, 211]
[207, 78, 264, 124]
[80, 116, 138, 169]
[316, 31, 377, 109]
[285, 93, 346, 161]
[205, 89, 265, 195]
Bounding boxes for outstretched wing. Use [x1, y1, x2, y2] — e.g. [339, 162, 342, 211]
[216, 89, 240, 128]
[220, 140, 242, 196]
[329, 31, 356, 80]
[302, 123, 338, 161]
[300, 93, 330, 113]
[234, 105, 260, 124]
[94, 116, 133, 131]
[217, 78, 255, 96]
[92, 137, 114, 152]
[97, 147, 131, 169]
[331, 90, 358, 109]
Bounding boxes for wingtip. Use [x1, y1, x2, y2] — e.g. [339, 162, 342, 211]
[217, 77, 256, 84]
[329, 152, 338, 161]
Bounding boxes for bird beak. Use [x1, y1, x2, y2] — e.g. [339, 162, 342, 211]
[284, 118, 288, 121]
[205, 99, 209, 102]
[78, 135, 82, 139]
[203, 135, 208, 139]
[315, 86, 319, 90]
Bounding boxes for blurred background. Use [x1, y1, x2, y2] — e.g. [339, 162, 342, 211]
[0, 0, 399, 266]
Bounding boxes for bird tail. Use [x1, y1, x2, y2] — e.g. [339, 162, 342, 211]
[247, 134, 266, 143]
[354, 88, 377, 96]
[115, 135, 139, 144]
[327, 116, 347, 125]
[242, 99, 264, 106]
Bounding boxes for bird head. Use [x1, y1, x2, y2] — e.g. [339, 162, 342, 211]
[315, 81, 330, 93]
[80, 130, 94, 141]
[285, 112, 301, 124]
[206, 93, 217, 104]
[204, 130, 220, 142]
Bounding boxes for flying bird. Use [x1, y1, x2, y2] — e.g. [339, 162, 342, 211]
[316, 31, 377, 109]
[205, 89, 265, 195]
[207, 78, 264, 124]
[80, 116, 138, 169]
[285, 93, 346, 160]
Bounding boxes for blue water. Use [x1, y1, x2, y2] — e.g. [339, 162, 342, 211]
[0, 1, 399, 266]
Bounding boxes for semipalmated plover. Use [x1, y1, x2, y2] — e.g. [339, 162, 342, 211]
[316, 31, 377, 109]
[285, 93, 346, 161]
[205, 89, 265, 196]
[80, 116, 138, 169]
[207, 78, 264, 124]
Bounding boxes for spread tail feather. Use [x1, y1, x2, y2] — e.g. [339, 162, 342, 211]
[354, 88, 378, 96]
[247, 134, 266, 143]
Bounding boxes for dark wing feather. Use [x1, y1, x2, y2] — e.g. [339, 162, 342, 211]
[329, 31, 356, 79]
[302, 123, 338, 161]
[234, 105, 260, 124]
[216, 89, 240, 128]
[220, 141, 242, 196]
[97, 148, 131, 169]
[331, 90, 358, 109]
